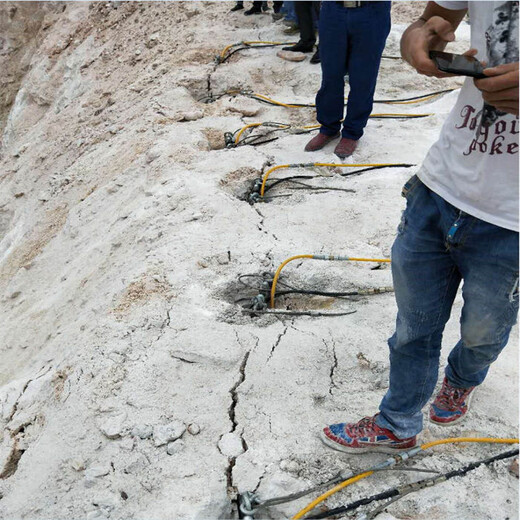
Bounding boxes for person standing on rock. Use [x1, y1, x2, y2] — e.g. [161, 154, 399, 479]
[282, 1, 321, 63]
[305, 1, 391, 158]
[321, 1, 519, 453]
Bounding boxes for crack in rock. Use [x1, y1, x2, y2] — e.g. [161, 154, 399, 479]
[267, 325, 289, 363]
[0, 440, 25, 480]
[225, 348, 250, 504]
[6, 366, 52, 424]
[326, 338, 338, 396]
[170, 355, 196, 364]
[1, 366, 51, 480]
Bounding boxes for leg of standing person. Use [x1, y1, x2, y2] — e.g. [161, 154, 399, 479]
[377, 182, 519, 437]
[282, 0, 297, 23]
[305, 2, 346, 151]
[321, 177, 519, 452]
[334, 2, 391, 158]
[245, 1, 262, 15]
[283, 1, 318, 52]
[230, 0, 244, 11]
[310, 2, 321, 64]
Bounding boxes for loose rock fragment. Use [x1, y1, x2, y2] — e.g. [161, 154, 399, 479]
[167, 440, 186, 455]
[218, 432, 244, 457]
[131, 424, 153, 439]
[153, 421, 186, 447]
[85, 464, 111, 479]
[276, 50, 306, 62]
[187, 423, 201, 435]
[97, 412, 127, 439]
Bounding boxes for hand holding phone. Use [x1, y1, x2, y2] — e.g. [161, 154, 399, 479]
[429, 50, 486, 79]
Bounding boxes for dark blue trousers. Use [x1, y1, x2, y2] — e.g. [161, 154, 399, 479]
[316, 1, 391, 140]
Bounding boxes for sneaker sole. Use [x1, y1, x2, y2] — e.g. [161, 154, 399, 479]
[429, 389, 474, 427]
[320, 430, 414, 455]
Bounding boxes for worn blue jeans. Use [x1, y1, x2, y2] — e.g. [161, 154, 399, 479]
[376, 175, 519, 439]
[316, 1, 391, 140]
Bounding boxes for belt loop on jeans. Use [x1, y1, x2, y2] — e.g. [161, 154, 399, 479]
[336, 1, 363, 7]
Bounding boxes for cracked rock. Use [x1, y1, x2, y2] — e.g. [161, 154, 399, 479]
[153, 421, 186, 447]
[218, 432, 244, 457]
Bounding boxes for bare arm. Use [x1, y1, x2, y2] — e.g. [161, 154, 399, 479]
[400, 2, 468, 77]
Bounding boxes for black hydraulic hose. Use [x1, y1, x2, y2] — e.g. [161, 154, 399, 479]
[307, 448, 519, 520]
[220, 43, 290, 63]
[263, 164, 414, 194]
[374, 88, 456, 103]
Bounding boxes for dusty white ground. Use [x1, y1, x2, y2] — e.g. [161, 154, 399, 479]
[0, 2, 517, 520]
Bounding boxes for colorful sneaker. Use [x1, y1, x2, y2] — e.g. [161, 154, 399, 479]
[429, 377, 475, 426]
[321, 415, 417, 454]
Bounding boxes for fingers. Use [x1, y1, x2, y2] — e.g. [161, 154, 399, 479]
[424, 16, 456, 42]
[483, 61, 520, 76]
[410, 17, 458, 78]
[462, 48, 478, 57]
[475, 70, 519, 93]
[481, 87, 518, 102]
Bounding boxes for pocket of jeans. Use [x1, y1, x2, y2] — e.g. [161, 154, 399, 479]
[401, 174, 420, 200]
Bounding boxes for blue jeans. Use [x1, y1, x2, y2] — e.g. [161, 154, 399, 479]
[281, 1, 297, 23]
[376, 176, 519, 439]
[316, 1, 391, 140]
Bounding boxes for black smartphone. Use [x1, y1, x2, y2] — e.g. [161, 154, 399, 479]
[429, 50, 486, 79]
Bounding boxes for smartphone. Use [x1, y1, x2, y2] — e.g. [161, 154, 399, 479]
[429, 50, 486, 79]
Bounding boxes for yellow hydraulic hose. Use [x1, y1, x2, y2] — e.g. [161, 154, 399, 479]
[234, 123, 263, 143]
[253, 93, 306, 108]
[270, 254, 391, 308]
[260, 163, 406, 198]
[293, 472, 374, 520]
[292, 437, 519, 520]
[420, 437, 519, 450]
[245, 90, 452, 108]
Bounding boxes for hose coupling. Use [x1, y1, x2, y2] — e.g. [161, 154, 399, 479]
[251, 294, 267, 311]
[239, 491, 259, 518]
[224, 132, 236, 148]
[248, 178, 263, 204]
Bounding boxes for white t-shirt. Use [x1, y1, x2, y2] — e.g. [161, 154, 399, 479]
[419, 1, 519, 232]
